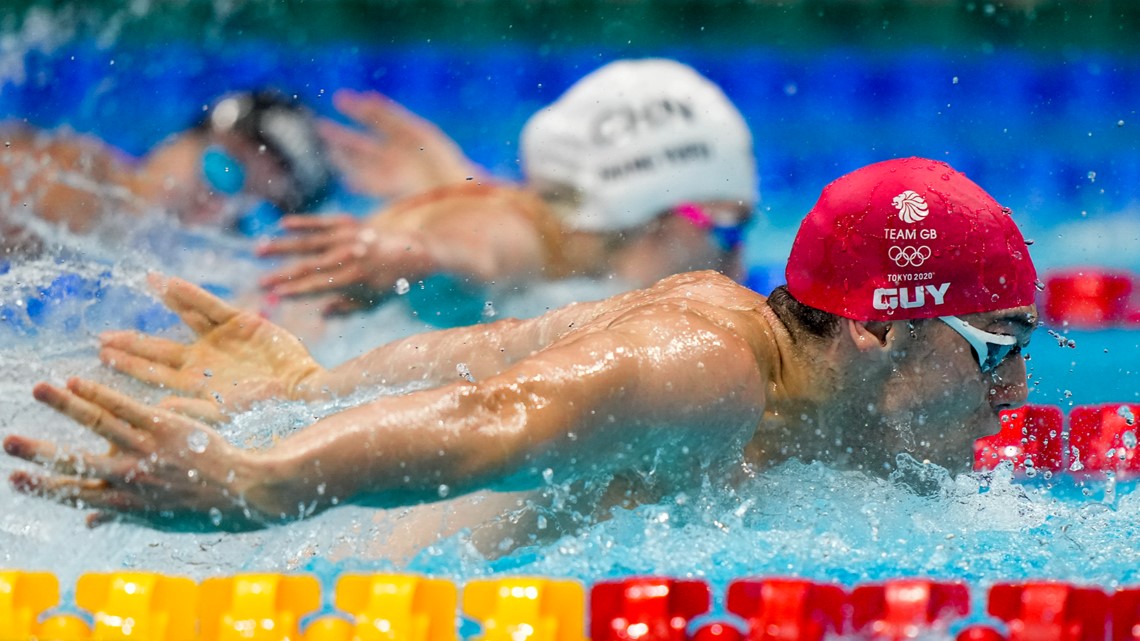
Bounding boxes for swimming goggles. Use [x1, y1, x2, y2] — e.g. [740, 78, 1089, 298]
[939, 315, 1025, 374]
[674, 203, 748, 252]
[201, 145, 285, 236]
[201, 145, 246, 195]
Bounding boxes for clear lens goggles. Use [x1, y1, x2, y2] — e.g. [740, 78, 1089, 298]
[939, 315, 1025, 374]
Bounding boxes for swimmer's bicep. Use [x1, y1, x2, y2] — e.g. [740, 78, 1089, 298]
[477, 316, 765, 483]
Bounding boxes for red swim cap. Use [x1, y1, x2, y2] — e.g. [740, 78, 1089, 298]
[785, 157, 1037, 321]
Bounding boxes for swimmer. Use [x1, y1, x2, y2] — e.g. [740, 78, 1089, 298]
[4, 158, 1038, 531]
[0, 90, 334, 252]
[256, 59, 757, 317]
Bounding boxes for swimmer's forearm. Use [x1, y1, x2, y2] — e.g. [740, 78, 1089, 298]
[297, 317, 538, 399]
[243, 377, 570, 515]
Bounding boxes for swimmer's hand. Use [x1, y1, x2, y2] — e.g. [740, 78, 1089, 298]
[319, 89, 480, 200]
[3, 379, 287, 530]
[99, 274, 326, 411]
[256, 214, 428, 316]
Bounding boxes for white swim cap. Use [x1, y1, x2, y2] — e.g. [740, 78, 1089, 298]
[521, 59, 757, 232]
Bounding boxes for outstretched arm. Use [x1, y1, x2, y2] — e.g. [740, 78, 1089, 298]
[0, 130, 142, 249]
[8, 307, 765, 527]
[99, 274, 604, 413]
[254, 184, 559, 315]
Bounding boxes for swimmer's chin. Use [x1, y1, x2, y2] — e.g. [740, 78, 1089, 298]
[976, 412, 1006, 438]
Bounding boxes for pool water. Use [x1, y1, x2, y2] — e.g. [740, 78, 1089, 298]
[2, 237, 1139, 596]
[2, 6, 1140, 634]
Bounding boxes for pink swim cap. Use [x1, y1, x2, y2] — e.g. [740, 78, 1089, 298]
[785, 157, 1038, 321]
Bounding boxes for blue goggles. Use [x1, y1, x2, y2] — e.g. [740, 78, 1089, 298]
[709, 221, 747, 252]
[201, 145, 246, 195]
[201, 145, 283, 236]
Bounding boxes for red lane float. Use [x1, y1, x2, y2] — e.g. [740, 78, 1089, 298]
[849, 579, 971, 640]
[1067, 404, 1140, 478]
[957, 626, 1008, 641]
[987, 582, 1109, 641]
[690, 622, 746, 641]
[591, 578, 711, 641]
[1111, 588, 1140, 641]
[725, 578, 845, 641]
[1042, 269, 1136, 329]
[974, 406, 1064, 474]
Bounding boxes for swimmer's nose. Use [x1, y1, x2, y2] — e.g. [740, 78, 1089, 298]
[988, 354, 1029, 411]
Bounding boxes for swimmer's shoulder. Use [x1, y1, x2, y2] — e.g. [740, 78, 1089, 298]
[647, 270, 767, 306]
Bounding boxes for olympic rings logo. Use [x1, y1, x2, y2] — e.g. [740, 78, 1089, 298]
[888, 245, 932, 267]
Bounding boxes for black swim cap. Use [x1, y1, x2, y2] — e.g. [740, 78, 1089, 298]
[205, 90, 334, 212]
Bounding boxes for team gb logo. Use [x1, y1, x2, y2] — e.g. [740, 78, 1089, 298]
[893, 190, 929, 224]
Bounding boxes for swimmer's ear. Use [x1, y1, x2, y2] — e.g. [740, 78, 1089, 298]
[845, 319, 892, 352]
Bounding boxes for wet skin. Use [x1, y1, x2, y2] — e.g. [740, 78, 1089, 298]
[3, 272, 1035, 529]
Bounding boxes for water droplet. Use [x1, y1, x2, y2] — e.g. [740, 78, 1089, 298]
[456, 363, 474, 382]
[783, 82, 797, 96]
[1034, 279, 1046, 291]
[437, 484, 450, 498]
[316, 483, 327, 495]
[991, 294, 1000, 302]
[536, 515, 547, 529]
[394, 278, 410, 295]
[1118, 406, 1136, 426]
[187, 430, 209, 454]
[1087, 171, 1097, 183]
[187, 469, 199, 481]
[209, 507, 223, 526]
[952, 76, 959, 84]
[542, 468, 554, 484]
[202, 369, 213, 378]
[1117, 120, 1125, 127]
[482, 301, 496, 320]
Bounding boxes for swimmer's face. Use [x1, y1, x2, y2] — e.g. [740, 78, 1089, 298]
[171, 131, 298, 227]
[872, 304, 1038, 471]
[209, 130, 296, 208]
[611, 201, 751, 285]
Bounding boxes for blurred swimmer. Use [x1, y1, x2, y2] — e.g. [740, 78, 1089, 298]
[0, 90, 334, 252]
[6, 158, 1039, 530]
[257, 59, 757, 317]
